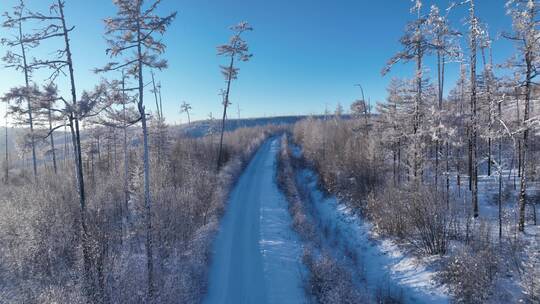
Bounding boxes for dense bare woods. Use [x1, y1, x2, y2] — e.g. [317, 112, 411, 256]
[0, 0, 269, 302]
[0, 125, 274, 303]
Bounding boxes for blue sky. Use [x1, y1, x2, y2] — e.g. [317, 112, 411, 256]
[0, 0, 515, 123]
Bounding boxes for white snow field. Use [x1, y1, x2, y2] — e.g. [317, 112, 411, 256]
[203, 138, 307, 304]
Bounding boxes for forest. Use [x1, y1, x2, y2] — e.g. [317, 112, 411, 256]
[1, 0, 539, 304]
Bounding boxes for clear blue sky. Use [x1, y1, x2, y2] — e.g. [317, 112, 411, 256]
[0, 0, 514, 123]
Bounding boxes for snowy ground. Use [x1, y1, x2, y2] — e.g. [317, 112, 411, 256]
[448, 172, 540, 300]
[295, 168, 450, 304]
[203, 138, 306, 304]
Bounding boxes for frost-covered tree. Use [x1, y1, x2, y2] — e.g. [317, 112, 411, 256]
[469, 0, 481, 218]
[1, 0, 39, 178]
[180, 100, 192, 124]
[5, 2, 112, 295]
[427, 4, 461, 189]
[100, 0, 176, 298]
[383, 0, 432, 183]
[150, 70, 167, 161]
[36, 84, 63, 174]
[352, 84, 370, 134]
[448, 0, 483, 216]
[150, 70, 163, 120]
[1, 85, 40, 176]
[477, 25, 496, 177]
[504, 0, 540, 232]
[216, 21, 253, 170]
[376, 78, 410, 185]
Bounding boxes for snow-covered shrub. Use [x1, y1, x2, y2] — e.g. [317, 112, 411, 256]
[440, 245, 500, 303]
[302, 250, 369, 304]
[148, 126, 275, 303]
[0, 170, 83, 303]
[366, 188, 409, 238]
[293, 117, 384, 203]
[277, 133, 317, 242]
[521, 248, 540, 303]
[367, 185, 450, 255]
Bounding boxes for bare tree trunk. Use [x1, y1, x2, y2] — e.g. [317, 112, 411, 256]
[398, 139, 401, 185]
[58, 0, 92, 295]
[515, 87, 521, 183]
[122, 74, 129, 215]
[64, 122, 68, 166]
[498, 139, 503, 240]
[446, 142, 450, 208]
[47, 106, 58, 174]
[4, 101, 8, 183]
[112, 127, 117, 172]
[393, 143, 397, 186]
[217, 55, 235, 171]
[413, 26, 423, 185]
[151, 70, 161, 120]
[518, 48, 532, 232]
[481, 46, 493, 176]
[158, 85, 164, 121]
[136, 15, 155, 300]
[498, 84, 503, 241]
[18, 19, 38, 179]
[91, 146, 96, 186]
[470, 0, 479, 218]
[435, 51, 442, 189]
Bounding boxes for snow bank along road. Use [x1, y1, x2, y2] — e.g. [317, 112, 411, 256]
[203, 138, 306, 304]
[296, 167, 449, 304]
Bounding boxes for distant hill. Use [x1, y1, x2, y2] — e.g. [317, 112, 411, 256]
[1, 115, 355, 155]
[0, 127, 22, 153]
[173, 114, 351, 137]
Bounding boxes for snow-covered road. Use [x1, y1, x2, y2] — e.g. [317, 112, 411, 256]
[203, 138, 306, 304]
